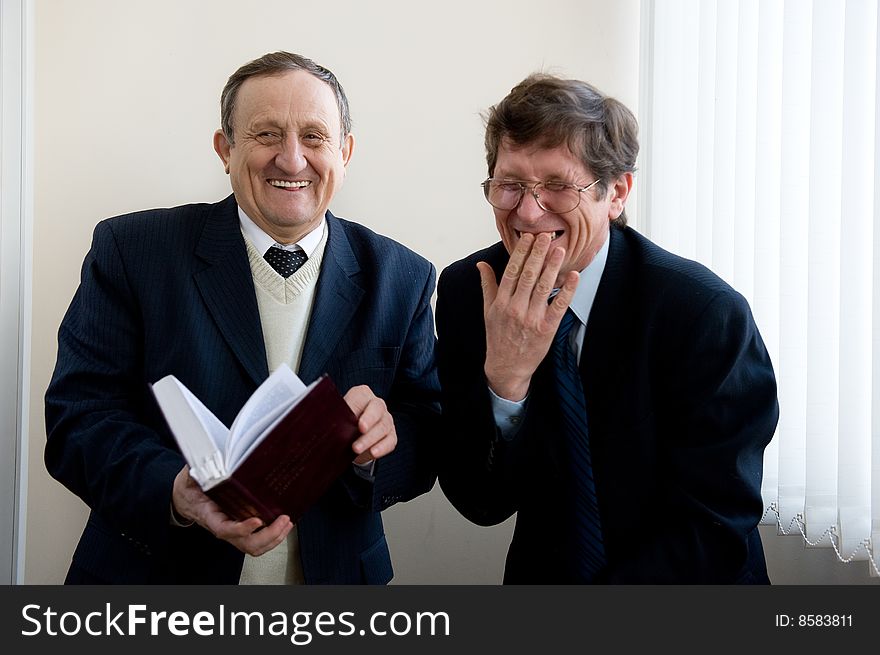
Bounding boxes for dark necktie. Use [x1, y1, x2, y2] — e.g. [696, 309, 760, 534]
[551, 308, 606, 581]
[264, 246, 307, 278]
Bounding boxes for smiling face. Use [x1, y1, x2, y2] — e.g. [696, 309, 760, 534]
[213, 70, 354, 243]
[491, 139, 631, 285]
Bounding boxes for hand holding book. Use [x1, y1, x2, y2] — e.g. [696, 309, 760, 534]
[153, 364, 374, 530]
[172, 465, 293, 557]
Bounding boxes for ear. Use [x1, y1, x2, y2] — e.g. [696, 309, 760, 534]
[341, 132, 355, 168]
[213, 129, 232, 174]
[606, 172, 633, 220]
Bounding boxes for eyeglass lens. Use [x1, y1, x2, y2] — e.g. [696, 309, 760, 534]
[485, 181, 582, 213]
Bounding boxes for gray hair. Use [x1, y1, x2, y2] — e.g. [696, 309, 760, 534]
[220, 51, 351, 144]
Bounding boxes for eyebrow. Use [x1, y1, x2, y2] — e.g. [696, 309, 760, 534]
[247, 115, 332, 132]
[247, 118, 283, 132]
[299, 122, 332, 135]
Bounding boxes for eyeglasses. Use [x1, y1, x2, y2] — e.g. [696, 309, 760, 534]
[481, 177, 601, 214]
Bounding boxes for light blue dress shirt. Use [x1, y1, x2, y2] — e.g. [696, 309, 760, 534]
[490, 232, 610, 439]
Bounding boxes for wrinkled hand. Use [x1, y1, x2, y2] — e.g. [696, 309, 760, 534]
[344, 385, 398, 465]
[479, 232, 579, 401]
[172, 466, 292, 556]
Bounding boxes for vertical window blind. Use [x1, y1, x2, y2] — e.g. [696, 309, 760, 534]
[641, 0, 878, 577]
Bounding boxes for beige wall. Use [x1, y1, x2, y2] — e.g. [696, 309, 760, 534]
[27, 0, 640, 583]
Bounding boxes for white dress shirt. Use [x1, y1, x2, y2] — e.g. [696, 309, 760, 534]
[238, 207, 326, 257]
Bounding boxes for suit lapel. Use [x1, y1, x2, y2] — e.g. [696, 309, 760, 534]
[581, 227, 638, 433]
[194, 195, 269, 387]
[298, 213, 364, 383]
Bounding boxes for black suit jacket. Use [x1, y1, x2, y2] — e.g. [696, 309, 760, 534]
[436, 226, 777, 583]
[45, 195, 440, 584]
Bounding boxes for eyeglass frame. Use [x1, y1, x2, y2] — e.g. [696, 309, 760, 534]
[480, 177, 602, 214]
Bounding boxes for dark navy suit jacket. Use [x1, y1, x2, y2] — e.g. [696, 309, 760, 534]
[436, 226, 777, 583]
[45, 195, 440, 584]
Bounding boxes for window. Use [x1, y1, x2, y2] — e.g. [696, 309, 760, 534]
[642, 0, 879, 577]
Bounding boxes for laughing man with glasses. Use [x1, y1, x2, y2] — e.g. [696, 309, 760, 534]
[436, 73, 779, 584]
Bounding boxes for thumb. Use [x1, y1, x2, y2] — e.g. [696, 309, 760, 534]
[343, 385, 373, 417]
[476, 261, 498, 317]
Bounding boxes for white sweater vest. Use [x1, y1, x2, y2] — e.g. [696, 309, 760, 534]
[238, 226, 327, 585]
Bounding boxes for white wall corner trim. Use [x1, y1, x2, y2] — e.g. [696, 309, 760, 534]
[637, 0, 655, 236]
[0, 0, 34, 585]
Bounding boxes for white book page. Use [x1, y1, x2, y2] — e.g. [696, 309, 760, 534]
[232, 377, 324, 472]
[226, 364, 307, 469]
[178, 384, 231, 454]
[151, 376, 229, 483]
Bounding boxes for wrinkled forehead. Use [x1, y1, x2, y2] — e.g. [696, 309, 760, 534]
[494, 137, 592, 178]
[234, 70, 342, 132]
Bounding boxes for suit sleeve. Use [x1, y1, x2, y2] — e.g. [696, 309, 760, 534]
[606, 289, 778, 583]
[44, 221, 184, 553]
[435, 261, 533, 526]
[363, 261, 441, 510]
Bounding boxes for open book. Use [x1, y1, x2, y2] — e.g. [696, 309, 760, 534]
[151, 364, 360, 524]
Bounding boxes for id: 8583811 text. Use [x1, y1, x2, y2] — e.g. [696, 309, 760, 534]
[775, 614, 852, 628]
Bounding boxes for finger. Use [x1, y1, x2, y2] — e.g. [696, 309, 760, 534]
[476, 262, 499, 317]
[343, 385, 372, 416]
[241, 515, 292, 556]
[528, 245, 566, 313]
[255, 524, 294, 556]
[209, 514, 264, 540]
[546, 270, 580, 323]
[354, 423, 397, 459]
[353, 410, 393, 453]
[198, 496, 226, 520]
[497, 233, 535, 297]
[365, 431, 397, 460]
[354, 396, 386, 435]
[251, 526, 292, 556]
[511, 232, 552, 304]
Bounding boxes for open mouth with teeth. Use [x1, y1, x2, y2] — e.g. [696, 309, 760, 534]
[268, 179, 311, 189]
[515, 229, 564, 241]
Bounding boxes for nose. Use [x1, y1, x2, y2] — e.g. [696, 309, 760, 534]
[275, 135, 307, 172]
[515, 187, 546, 223]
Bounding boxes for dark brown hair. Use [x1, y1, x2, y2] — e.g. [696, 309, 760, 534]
[485, 74, 638, 226]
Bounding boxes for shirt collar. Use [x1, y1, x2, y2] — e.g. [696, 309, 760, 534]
[237, 206, 326, 257]
[568, 230, 610, 327]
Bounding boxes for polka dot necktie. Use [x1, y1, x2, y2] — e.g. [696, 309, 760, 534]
[264, 246, 308, 278]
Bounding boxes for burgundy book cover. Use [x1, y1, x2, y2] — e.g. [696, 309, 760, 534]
[205, 375, 359, 524]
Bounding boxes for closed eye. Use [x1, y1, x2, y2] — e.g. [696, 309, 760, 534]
[302, 133, 329, 145]
[254, 131, 282, 145]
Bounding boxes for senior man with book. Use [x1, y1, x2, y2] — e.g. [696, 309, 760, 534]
[44, 52, 440, 584]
